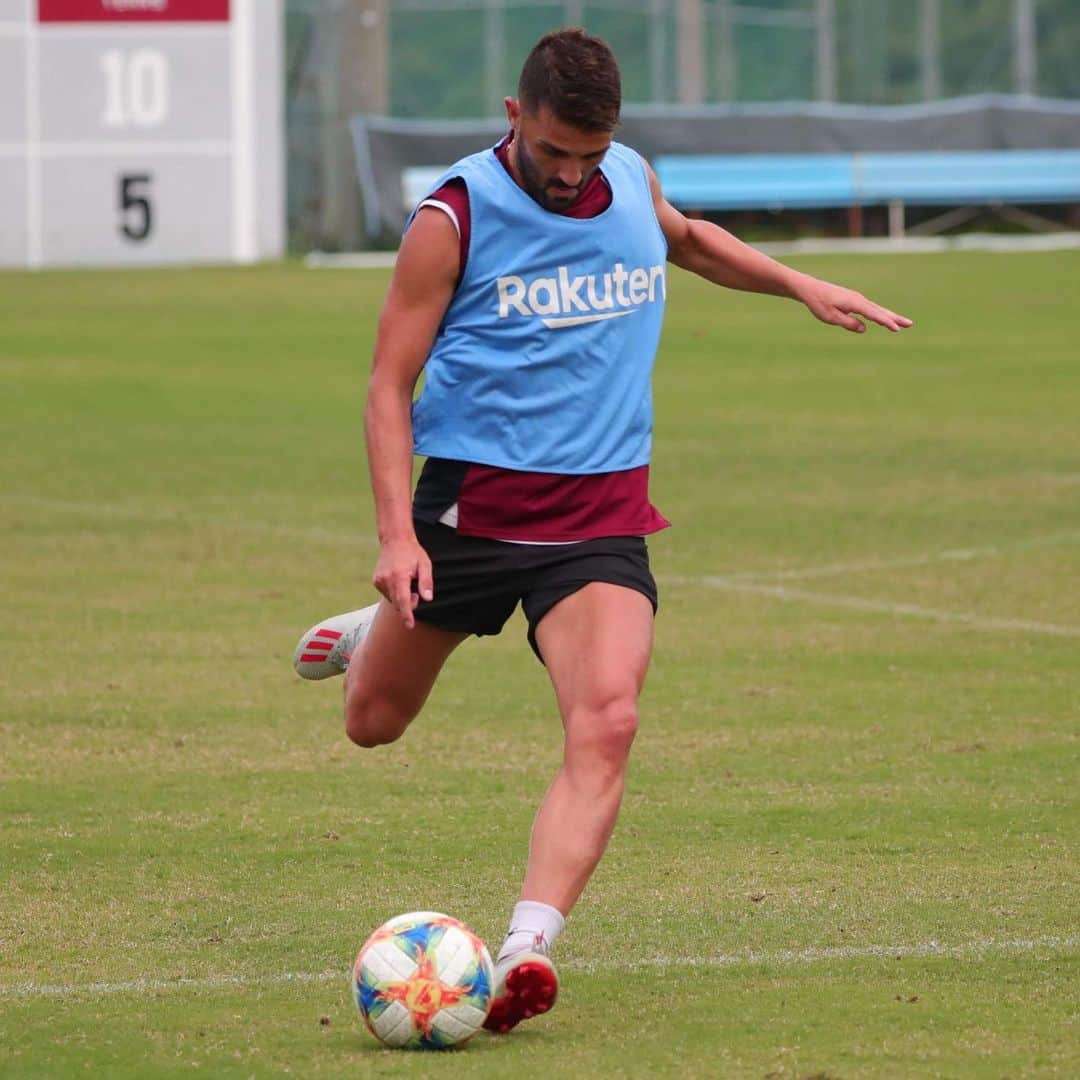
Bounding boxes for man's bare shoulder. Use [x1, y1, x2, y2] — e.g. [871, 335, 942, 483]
[395, 207, 460, 291]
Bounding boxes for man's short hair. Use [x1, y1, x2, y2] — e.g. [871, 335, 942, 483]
[517, 28, 621, 132]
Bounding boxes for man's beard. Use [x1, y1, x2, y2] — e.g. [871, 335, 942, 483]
[517, 138, 583, 212]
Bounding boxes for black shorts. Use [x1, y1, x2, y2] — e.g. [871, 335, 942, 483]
[413, 518, 658, 663]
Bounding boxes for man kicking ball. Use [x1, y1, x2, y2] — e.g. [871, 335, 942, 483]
[293, 28, 912, 1033]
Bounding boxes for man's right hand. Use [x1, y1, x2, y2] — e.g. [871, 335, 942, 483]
[372, 536, 434, 630]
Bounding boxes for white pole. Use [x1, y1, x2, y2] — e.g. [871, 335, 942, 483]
[889, 199, 905, 240]
[231, 0, 257, 263]
[677, 0, 705, 105]
[485, 0, 506, 114]
[649, 0, 667, 103]
[26, 6, 42, 268]
[816, 0, 835, 102]
[315, 0, 341, 251]
[716, 0, 735, 102]
[1014, 0, 1037, 96]
[920, 0, 941, 100]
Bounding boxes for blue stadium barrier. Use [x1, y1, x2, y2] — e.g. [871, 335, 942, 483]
[655, 149, 1080, 235]
[855, 151, 1080, 205]
[651, 154, 855, 211]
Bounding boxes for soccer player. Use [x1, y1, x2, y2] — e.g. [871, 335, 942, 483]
[294, 29, 911, 1033]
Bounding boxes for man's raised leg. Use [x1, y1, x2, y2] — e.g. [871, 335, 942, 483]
[295, 601, 468, 747]
[343, 603, 468, 746]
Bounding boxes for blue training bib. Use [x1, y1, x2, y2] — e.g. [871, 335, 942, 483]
[409, 141, 668, 475]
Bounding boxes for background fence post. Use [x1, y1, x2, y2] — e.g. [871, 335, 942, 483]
[1014, 0, 1037, 97]
[816, 0, 836, 103]
[677, 0, 705, 105]
[920, 0, 942, 101]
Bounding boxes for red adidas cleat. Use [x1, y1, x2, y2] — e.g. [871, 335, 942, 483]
[483, 951, 559, 1034]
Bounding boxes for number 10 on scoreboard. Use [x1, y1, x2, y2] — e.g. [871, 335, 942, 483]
[3, 1, 283, 268]
[101, 49, 170, 130]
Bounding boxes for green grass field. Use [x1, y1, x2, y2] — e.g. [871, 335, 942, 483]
[1, 252, 1078, 1078]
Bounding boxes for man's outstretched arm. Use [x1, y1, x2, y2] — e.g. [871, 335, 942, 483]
[365, 207, 459, 626]
[645, 160, 913, 335]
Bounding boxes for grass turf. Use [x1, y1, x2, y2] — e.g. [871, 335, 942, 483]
[1, 252, 1077, 1077]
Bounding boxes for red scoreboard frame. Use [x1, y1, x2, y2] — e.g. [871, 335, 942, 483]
[38, 0, 230, 21]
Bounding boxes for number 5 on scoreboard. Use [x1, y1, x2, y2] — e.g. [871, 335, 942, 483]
[119, 174, 154, 242]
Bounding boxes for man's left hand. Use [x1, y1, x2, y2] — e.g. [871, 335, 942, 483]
[796, 279, 914, 334]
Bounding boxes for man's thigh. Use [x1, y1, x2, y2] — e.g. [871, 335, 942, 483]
[532, 582, 655, 722]
[522, 534, 657, 668]
[346, 600, 469, 719]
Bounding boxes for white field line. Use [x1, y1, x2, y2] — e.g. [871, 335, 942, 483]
[1, 935, 1074, 999]
[722, 530, 1080, 584]
[305, 251, 397, 270]
[664, 574, 1080, 638]
[0, 495, 375, 550]
[9, 495, 1077, 577]
[304, 232, 1080, 269]
[568, 934, 1080, 975]
[754, 233, 1080, 256]
[8, 494, 1078, 635]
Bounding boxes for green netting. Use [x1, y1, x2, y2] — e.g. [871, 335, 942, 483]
[283, 0, 1080, 248]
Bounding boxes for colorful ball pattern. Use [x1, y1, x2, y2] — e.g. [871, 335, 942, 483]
[352, 911, 494, 1049]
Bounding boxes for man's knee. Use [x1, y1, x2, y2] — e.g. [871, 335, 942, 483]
[343, 689, 414, 749]
[567, 697, 639, 764]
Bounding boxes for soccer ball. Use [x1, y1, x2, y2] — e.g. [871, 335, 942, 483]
[352, 911, 494, 1049]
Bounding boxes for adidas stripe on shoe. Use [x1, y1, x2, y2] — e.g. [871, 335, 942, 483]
[292, 604, 379, 680]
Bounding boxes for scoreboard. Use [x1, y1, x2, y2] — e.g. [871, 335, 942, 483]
[0, 0, 282, 268]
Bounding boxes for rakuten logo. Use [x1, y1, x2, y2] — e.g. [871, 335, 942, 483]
[496, 262, 666, 329]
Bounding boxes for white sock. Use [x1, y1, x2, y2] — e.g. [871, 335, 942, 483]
[497, 900, 565, 962]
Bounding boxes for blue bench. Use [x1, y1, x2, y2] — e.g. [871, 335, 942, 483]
[654, 150, 1080, 236]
